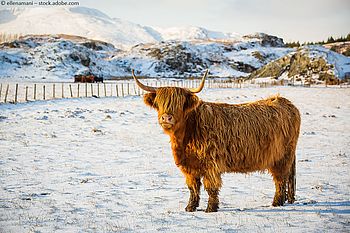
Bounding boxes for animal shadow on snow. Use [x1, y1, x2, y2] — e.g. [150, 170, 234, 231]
[221, 201, 350, 214]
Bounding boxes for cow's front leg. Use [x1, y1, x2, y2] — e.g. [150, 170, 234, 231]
[185, 175, 201, 212]
[203, 173, 222, 212]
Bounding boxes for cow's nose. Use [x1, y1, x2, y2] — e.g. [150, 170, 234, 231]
[161, 114, 173, 123]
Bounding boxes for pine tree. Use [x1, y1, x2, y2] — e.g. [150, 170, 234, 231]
[327, 36, 335, 43]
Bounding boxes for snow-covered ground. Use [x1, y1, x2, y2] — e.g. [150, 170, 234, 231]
[0, 86, 349, 232]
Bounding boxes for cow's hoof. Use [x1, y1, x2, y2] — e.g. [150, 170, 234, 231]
[205, 204, 218, 213]
[185, 205, 197, 212]
[272, 198, 285, 207]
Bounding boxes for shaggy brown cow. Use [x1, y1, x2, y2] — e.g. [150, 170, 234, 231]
[74, 75, 95, 83]
[133, 70, 301, 212]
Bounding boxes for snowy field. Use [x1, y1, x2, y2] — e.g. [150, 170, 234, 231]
[0, 86, 349, 232]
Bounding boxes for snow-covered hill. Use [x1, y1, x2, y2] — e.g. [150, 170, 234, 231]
[154, 26, 242, 42]
[0, 6, 349, 82]
[0, 34, 294, 81]
[250, 45, 350, 84]
[0, 7, 242, 48]
[116, 34, 291, 77]
[0, 7, 159, 48]
[0, 35, 120, 81]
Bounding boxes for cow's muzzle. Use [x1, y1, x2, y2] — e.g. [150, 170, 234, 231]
[159, 114, 175, 129]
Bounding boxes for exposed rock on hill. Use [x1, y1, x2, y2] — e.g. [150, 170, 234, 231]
[249, 46, 350, 84]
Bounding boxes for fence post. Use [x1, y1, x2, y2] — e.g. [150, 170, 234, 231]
[104, 83, 107, 97]
[14, 83, 18, 103]
[77, 84, 80, 98]
[116, 84, 119, 97]
[43, 85, 46, 100]
[97, 83, 100, 97]
[121, 84, 124, 97]
[127, 83, 130, 95]
[4, 84, 9, 103]
[25, 86, 28, 102]
[62, 83, 64, 98]
[91, 83, 94, 96]
[34, 84, 37, 100]
[53, 84, 55, 99]
[69, 84, 73, 98]
[110, 83, 113, 97]
[85, 83, 88, 97]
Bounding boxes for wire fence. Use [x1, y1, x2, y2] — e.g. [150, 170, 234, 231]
[0, 78, 346, 104]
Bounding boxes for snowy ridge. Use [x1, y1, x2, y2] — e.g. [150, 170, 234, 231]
[0, 34, 294, 80]
[153, 26, 242, 42]
[0, 7, 159, 48]
[250, 45, 350, 84]
[0, 7, 242, 48]
[305, 45, 350, 79]
[0, 6, 349, 81]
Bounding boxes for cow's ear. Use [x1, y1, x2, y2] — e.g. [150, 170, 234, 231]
[144, 93, 158, 109]
[184, 94, 200, 113]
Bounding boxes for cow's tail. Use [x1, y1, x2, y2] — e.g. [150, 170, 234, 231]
[287, 157, 296, 204]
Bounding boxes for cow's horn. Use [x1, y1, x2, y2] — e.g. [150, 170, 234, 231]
[188, 69, 208, 93]
[132, 70, 158, 93]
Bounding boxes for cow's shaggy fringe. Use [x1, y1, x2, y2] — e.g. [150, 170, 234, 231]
[143, 87, 301, 212]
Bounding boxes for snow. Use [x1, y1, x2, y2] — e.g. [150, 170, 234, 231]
[0, 32, 295, 80]
[0, 7, 241, 49]
[1, 86, 349, 232]
[305, 45, 350, 79]
[0, 7, 159, 49]
[1, 6, 348, 81]
[153, 26, 242, 42]
[225, 46, 294, 69]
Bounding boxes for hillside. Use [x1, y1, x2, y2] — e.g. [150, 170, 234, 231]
[0, 7, 159, 49]
[249, 46, 350, 84]
[0, 33, 293, 81]
[0, 7, 242, 49]
[0, 6, 349, 82]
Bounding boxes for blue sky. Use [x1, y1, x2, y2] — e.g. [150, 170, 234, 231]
[79, 0, 349, 42]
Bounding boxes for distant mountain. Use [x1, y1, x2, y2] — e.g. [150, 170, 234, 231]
[0, 7, 159, 48]
[0, 7, 243, 48]
[153, 26, 242, 42]
[0, 6, 349, 82]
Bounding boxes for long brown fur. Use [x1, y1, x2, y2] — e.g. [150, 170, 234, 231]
[143, 87, 301, 212]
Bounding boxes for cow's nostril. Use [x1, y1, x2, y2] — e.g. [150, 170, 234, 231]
[161, 114, 173, 123]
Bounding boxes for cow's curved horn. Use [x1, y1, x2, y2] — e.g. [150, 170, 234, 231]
[188, 69, 208, 93]
[132, 70, 158, 93]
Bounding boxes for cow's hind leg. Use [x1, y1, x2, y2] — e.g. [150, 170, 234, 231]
[203, 173, 222, 212]
[185, 175, 201, 212]
[270, 145, 297, 207]
[272, 175, 286, 206]
[287, 158, 296, 204]
[269, 165, 287, 207]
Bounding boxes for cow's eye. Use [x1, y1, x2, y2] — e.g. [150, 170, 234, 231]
[153, 102, 158, 109]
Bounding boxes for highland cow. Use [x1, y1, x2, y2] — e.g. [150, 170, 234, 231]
[74, 75, 95, 83]
[133, 70, 301, 212]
